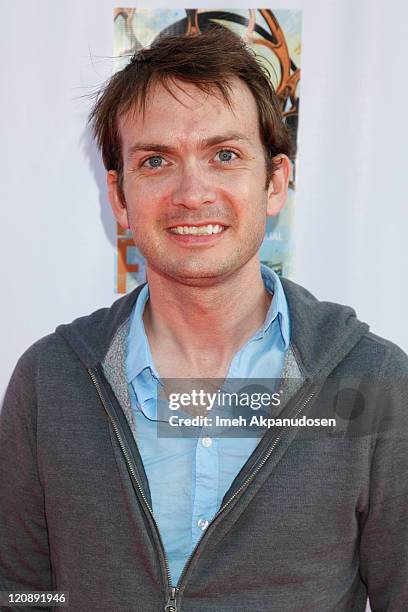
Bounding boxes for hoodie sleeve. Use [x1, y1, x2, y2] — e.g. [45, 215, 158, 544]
[359, 343, 408, 611]
[0, 344, 52, 610]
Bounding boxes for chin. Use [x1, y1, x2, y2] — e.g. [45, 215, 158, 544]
[145, 248, 255, 284]
[165, 262, 244, 286]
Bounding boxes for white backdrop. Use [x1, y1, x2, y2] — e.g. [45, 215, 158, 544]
[1, 3, 407, 607]
[1, 0, 407, 393]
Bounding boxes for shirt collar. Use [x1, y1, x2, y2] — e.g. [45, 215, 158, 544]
[126, 283, 160, 384]
[126, 263, 290, 386]
[258, 263, 290, 349]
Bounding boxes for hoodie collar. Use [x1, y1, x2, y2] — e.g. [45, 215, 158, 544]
[56, 278, 369, 382]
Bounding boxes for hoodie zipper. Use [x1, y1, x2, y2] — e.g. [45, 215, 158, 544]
[172, 386, 317, 598]
[89, 366, 316, 611]
[164, 586, 178, 611]
[88, 368, 176, 607]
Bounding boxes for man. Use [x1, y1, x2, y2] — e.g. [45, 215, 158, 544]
[0, 27, 407, 611]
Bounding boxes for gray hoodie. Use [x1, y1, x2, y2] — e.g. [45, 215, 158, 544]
[1, 278, 408, 611]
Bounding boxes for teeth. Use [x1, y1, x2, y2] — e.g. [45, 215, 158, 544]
[170, 224, 225, 235]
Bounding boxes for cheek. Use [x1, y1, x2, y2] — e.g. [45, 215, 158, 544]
[223, 168, 266, 198]
[124, 177, 170, 212]
[123, 187, 154, 220]
[228, 179, 269, 215]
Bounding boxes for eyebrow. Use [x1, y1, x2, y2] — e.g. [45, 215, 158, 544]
[127, 132, 253, 158]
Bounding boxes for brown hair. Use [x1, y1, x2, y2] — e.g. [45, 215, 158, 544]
[89, 27, 293, 191]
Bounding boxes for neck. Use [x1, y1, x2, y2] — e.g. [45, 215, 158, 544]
[143, 257, 271, 370]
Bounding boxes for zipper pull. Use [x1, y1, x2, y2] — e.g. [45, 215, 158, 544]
[165, 586, 178, 611]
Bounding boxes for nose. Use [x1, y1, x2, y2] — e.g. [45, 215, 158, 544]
[171, 162, 217, 209]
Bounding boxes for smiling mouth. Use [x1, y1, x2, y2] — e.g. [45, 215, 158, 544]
[168, 224, 226, 236]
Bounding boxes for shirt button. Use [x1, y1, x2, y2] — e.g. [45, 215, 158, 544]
[197, 518, 209, 530]
[202, 437, 212, 447]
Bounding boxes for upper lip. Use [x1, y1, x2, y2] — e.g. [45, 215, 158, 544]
[167, 222, 227, 229]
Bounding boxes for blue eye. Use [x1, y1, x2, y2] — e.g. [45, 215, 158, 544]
[215, 150, 237, 163]
[144, 156, 164, 168]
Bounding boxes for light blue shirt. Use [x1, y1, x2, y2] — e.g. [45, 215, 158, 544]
[126, 264, 290, 585]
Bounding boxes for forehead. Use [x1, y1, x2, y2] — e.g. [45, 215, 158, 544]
[117, 76, 261, 149]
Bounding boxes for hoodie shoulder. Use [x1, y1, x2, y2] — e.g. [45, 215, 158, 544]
[280, 278, 369, 377]
[53, 286, 146, 368]
[281, 278, 408, 379]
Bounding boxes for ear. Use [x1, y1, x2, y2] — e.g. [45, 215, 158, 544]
[107, 170, 130, 229]
[266, 155, 291, 217]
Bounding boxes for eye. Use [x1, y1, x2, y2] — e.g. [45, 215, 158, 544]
[214, 149, 238, 164]
[142, 155, 167, 169]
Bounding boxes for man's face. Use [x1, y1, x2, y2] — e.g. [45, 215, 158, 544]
[108, 76, 289, 286]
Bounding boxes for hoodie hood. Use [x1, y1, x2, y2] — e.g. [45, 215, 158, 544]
[56, 284, 145, 369]
[55, 278, 369, 381]
[281, 278, 369, 379]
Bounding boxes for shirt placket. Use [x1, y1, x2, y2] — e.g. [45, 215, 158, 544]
[191, 428, 219, 548]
